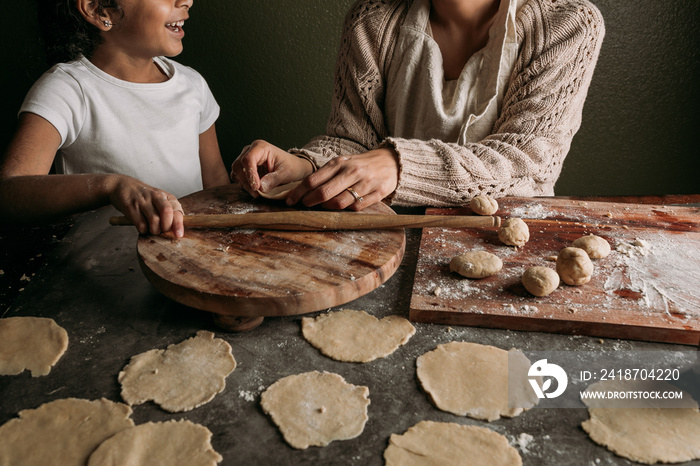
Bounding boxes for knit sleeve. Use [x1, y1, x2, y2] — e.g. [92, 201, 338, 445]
[388, 0, 605, 206]
[290, 0, 406, 165]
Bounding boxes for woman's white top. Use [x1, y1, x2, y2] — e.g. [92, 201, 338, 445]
[385, 0, 519, 145]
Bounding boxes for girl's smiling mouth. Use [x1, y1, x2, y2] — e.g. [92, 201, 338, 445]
[166, 20, 185, 33]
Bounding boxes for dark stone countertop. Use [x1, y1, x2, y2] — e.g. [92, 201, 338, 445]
[1, 202, 698, 466]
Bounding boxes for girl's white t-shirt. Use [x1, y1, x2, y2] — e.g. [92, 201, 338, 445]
[20, 56, 219, 198]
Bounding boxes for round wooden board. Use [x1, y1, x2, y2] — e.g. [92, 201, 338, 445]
[137, 185, 406, 324]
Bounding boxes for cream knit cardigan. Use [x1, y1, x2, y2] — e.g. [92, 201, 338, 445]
[292, 0, 605, 206]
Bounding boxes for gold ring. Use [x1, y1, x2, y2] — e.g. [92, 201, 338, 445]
[346, 187, 363, 203]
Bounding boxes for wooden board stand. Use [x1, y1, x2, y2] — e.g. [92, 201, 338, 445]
[137, 185, 405, 331]
[409, 198, 700, 345]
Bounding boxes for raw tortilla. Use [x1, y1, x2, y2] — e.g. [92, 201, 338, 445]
[0, 398, 134, 466]
[416, 341, 539, 421]
[384, 420, 522, 466]
[301, 309, 415, 362]
[257, 180, 302, 200]
[260, 371, 370, 449]
[0, 316, 68, 376]
[581, 379, 700, 464]
[87, 420, 222, 466]
[118, 330, 236, 412]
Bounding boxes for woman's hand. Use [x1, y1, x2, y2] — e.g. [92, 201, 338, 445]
[285, 147, 399, 211]
[230, 140, 314, 197]
[108, 175, 185, 238]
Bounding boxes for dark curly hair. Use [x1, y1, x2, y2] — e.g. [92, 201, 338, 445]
[37, 0, 123, 65]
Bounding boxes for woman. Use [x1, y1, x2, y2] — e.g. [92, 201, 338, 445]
[231, 0, 604, 211]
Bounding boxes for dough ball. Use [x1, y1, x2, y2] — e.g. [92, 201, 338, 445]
[556, 247, 593, 286]
[498, 218, 529, 247]
[449, 251, 503, 279]
[469, 195, 498, 216]
[572, 234, 611, 259]
[521, 266, 559, 297]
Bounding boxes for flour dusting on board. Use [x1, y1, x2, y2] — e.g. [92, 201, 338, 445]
[411, 199, 700, 343]
[605, 235, 700, 316]
[226, 205, 256, 214]
[508, 203, 554, 219]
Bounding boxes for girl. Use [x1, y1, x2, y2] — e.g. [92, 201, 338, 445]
[231, 0, 604, 211]
[0, 0, 230, 238]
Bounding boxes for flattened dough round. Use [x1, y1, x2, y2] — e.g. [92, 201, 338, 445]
[0, 316, 68, 376]
[87, 420, 222, 466]
[301, 309, 415, 362]
[581, 379, 700, 464]
[0, 398, 134, 466]
[260, 371, 370, 449]
[257, 180, 302, 200]
[449, 251, 502, 279]
[384, 420, 522, 466]
[416, 342, 538, 421]
[119, 330, 236, 412]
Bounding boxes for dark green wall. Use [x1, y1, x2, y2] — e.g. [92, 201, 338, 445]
[2, 1, 698, 197]
[558, 1, 700, 195]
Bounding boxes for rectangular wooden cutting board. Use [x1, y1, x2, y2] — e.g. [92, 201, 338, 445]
[408, 197, 700, 345]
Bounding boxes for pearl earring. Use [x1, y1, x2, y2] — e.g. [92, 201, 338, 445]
[103, 20, 112, 27]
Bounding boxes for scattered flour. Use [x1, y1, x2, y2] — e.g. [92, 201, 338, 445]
[515, 433, 535, 454]
[416, 206, 700, 320]
[605, 236, 700, 316]
[220, 204, 256, 215]
[238, 390, 255, 402]
[615, 238, 651, 257]
[508, 203, 553, 219]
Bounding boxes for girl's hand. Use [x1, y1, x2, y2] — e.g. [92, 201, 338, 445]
[230, 140, 314, 197]
[109, 175, 185, 238]
[285, 148, 399, 211]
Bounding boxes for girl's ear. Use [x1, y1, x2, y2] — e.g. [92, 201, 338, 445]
[76, 0, 113, 31]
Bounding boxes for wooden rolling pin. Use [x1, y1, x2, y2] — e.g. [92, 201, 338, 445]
[109, 211, 501, 230]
